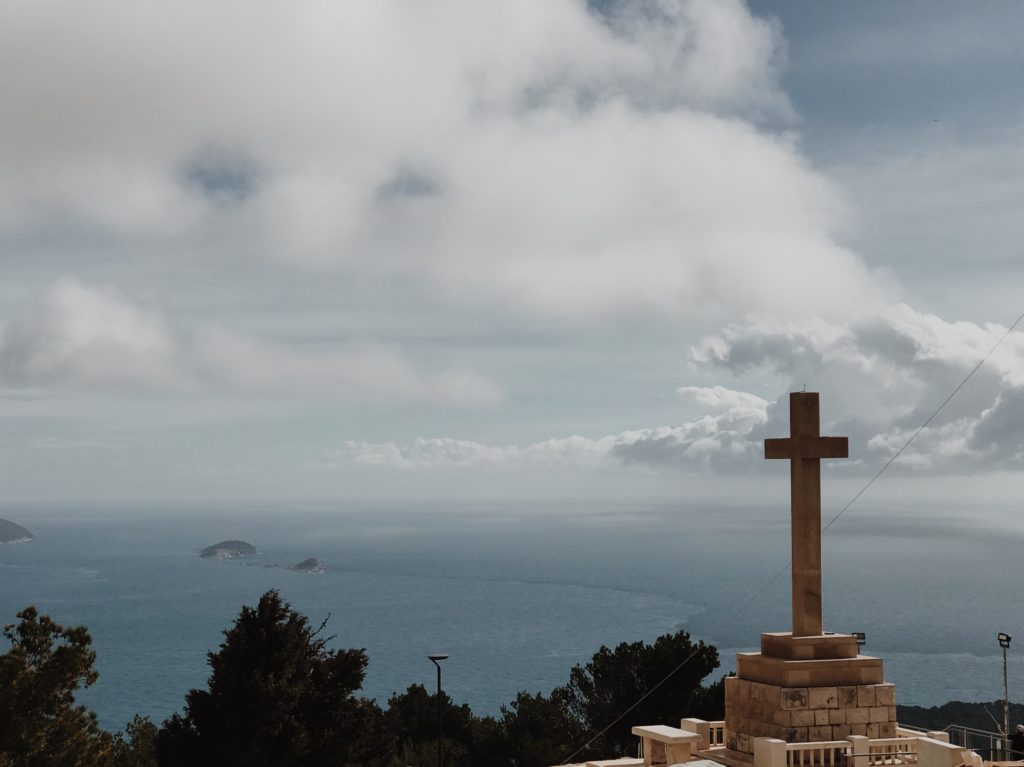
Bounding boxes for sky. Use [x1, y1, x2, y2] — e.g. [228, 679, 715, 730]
[1, 0, 1022, 505]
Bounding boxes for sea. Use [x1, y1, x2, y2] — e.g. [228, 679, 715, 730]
[0, 500, 1021, 733]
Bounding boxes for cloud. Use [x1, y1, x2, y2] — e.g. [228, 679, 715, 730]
[691, 304, 1024, 473]
[826, 125, 1024, 298]
[595, 0, 792, 118]
[314, 302, 1024, 478]
[0, 0, 885, 325]
[677, 384, 769, 421]
[310, 385, 769, 473]
[0, 280, 502, 405]
[0, 280, 186, 392]
[188, 326, 502, 405]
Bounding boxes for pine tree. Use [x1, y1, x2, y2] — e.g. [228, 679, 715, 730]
[0, 607, 115, 766]
[156, 590, 388, 767]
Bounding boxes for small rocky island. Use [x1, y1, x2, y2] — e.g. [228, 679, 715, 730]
[0, 518, 34, 544]
[288, 558, 326, 574]
[199, 540, 256, 559]
[242, 557, 327, 573]
[199, 540, 324, 573]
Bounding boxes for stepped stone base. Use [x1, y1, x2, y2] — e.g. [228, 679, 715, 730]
[759, 632, 858, 660]
[724, 633, 897, 754]
[735, 652, 884, 687]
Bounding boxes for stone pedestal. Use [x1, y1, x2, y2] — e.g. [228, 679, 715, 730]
[724, 633, 896, 753]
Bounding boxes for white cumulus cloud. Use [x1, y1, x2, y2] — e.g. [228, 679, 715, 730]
[314, 303, 1024, 478]
[0, 280, 502, 406]
[691, 304, 1024, 473]
[311, 385, 769, 473]
[0, 0, 885, 325]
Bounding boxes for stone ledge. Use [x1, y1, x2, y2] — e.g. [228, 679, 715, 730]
[761, 633, 859, 661]
[736, 652, 883, 687]
[630, 724, 698, 744]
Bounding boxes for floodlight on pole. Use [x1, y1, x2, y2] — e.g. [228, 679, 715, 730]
[428, 654, 449, 767]
[999, 634, 1011, 745]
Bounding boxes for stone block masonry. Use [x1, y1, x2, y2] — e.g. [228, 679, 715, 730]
[725, 677, 896, 749]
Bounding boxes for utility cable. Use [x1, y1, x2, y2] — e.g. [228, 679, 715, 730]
[560, 308, 1024, 765]
[821, 307, 1024, 535]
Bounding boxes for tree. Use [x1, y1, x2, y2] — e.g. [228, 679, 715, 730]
[467, 713, 509, 767]
[383, 684, 508, 767]
[500, 689, 581, 767]
[378, 631, 724, 766]
[156, 590, 388, 767]
[896, 700, 1024, 734]
[0, 606, 115, 766]
[384, 684, 473, 767]
[112, 716, 158, 767]
[557, 630, 722, 759]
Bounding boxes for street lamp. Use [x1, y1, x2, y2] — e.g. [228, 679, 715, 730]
[998, 633, 1011, 744]
[853, 632, 866, 649]
[428, 654, 449, 767]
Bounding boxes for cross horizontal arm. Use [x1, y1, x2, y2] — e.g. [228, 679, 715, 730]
[764, 436, 849, 460]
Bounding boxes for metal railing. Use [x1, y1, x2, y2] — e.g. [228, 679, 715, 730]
[942, 724, 1023, 760]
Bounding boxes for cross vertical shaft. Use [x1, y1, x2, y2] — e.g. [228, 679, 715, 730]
[789, 396, 823, 637]
[764, 393, 848, 637]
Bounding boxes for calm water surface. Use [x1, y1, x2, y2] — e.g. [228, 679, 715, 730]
[0, 500, 1020, 731]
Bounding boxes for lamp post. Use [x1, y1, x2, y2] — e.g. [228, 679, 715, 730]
[999, 633, 1011, 748]
[428, 654, 449, 767]
[853, 632, 866, 650]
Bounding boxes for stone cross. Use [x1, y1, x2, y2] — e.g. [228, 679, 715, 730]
[764, 392, 848, 638]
